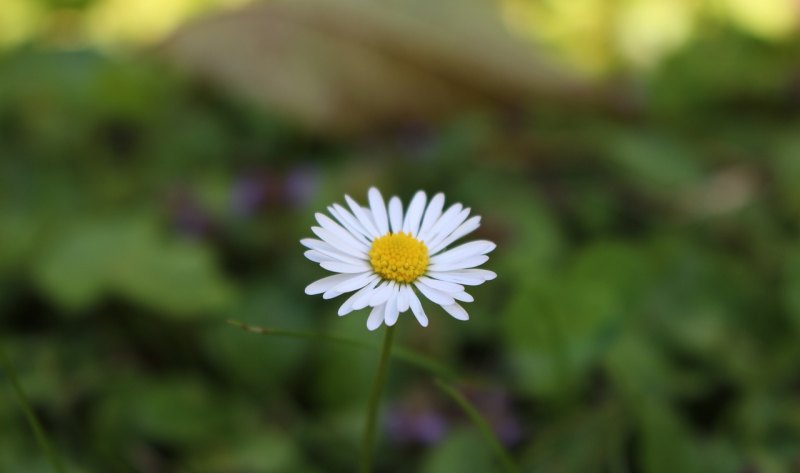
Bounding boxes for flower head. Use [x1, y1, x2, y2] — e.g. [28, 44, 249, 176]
[302, 188, 496, 330]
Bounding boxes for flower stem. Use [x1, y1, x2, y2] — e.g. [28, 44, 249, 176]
[0, 345, 67, 473]
[359, 325, 396, 473]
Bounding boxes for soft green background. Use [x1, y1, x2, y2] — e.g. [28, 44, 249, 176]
[3, 1, 800, 472]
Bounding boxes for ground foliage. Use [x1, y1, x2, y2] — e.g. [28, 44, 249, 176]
[2, 25, 800, 473]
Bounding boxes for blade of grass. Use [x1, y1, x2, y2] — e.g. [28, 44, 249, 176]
[434, 378, 520, 473]
[0, 345, 67, 473]
[227, 320, 457, 379]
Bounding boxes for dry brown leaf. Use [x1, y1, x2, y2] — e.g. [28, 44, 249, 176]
[159, 0, 601, 134]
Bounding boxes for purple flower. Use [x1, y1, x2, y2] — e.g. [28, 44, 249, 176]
[284, 165, 318, 208]
[384, 383, 523, 447]
[230, 174, 269, 217]
[386, 404, 449, 446]
[461, 385, 523, 446]
[229, 165, 319, 217]
[167, 188, 213, 238]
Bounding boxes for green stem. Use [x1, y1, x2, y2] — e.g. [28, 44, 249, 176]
[359, 325, 396, 473]
[0, 346, 67, 473]
[435, 379, 520, 473]
[227, 319, 456, 379]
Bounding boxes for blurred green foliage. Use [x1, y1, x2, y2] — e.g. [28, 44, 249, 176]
[3, 14, 800, 473]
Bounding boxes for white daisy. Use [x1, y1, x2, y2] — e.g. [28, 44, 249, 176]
[302, 187, 496, 330]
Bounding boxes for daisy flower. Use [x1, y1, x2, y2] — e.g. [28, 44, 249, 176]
[302, 188, 496, 330]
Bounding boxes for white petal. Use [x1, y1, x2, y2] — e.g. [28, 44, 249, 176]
[427, 271, 481, 285]
[323, 272, 374, 299]
[407, 289, 429, 327]
[462, 268, 497, 280]
[428, 269, 495, 286]
[329, 204, 372, 242]
[384, 290, 400, 326]
[345, 194, 380, 238]
[414, 280, 455, 305]
[420, 203, 463, 243]
[402, 191, 426, 236]
[351, 277, 381, 311]
[320, 260, 371, 273]
[367, 304, 385, 331]
[417, 276, 464, 294]
[429, 216, 482, 255]
[419, 202, 461, 242]
[368, 187, 390, 235]
[332, 272, 378, 293]
[418, 193, 445, 238]
[305, 273, 356, 295]
[323, 289, 343, 300]
[300, 238, 324, 250]
[315, 213, 369, 251]
[452, 291, 474, 302]
[300, 238, 363, 261]
[397, 285, 411, 313]
[426, 209, 472, 252]
[430, 240, 495, 264]
[442, 302, 469, 321]
[388, 197, 404, 233]
[301, 238, 367, 264]
[307, 246, 366, 265]
[304, 250, 329, 263]
[311, 227, 367, 259]
[338, 278, 379, 316]
[428, 255, 489, 272]
[369, 281, 394, 306]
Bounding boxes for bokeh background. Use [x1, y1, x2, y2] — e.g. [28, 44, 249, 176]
[3, 0, 800, 471]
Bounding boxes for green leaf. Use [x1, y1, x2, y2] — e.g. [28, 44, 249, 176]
[95, 377, 239, 447]
[190, 430, 313, 473]
[604, 131, 703, 194]
[638, 400, 700, 473]
[33, 218, 235, 316]
[0, 209, 39, 274]
[421, 428, 495, 473]
[504, 241, 650, 398]
[520, 405, 625, 473]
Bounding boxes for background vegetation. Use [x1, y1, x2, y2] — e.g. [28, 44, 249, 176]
[2, 0, 800, 472]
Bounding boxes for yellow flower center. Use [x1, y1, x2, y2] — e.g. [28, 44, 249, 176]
[369, 232, 429, 283]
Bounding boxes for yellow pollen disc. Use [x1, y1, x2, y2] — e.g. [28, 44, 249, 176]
[369, 232, 429, 284]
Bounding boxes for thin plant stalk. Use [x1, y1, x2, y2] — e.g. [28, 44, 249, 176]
[359, 325, 396, 473]
[0, 346, 67, 473]
[227, 319, 455, 379]
[228, 320, 517, 471]
[435, 378, 520, 473]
